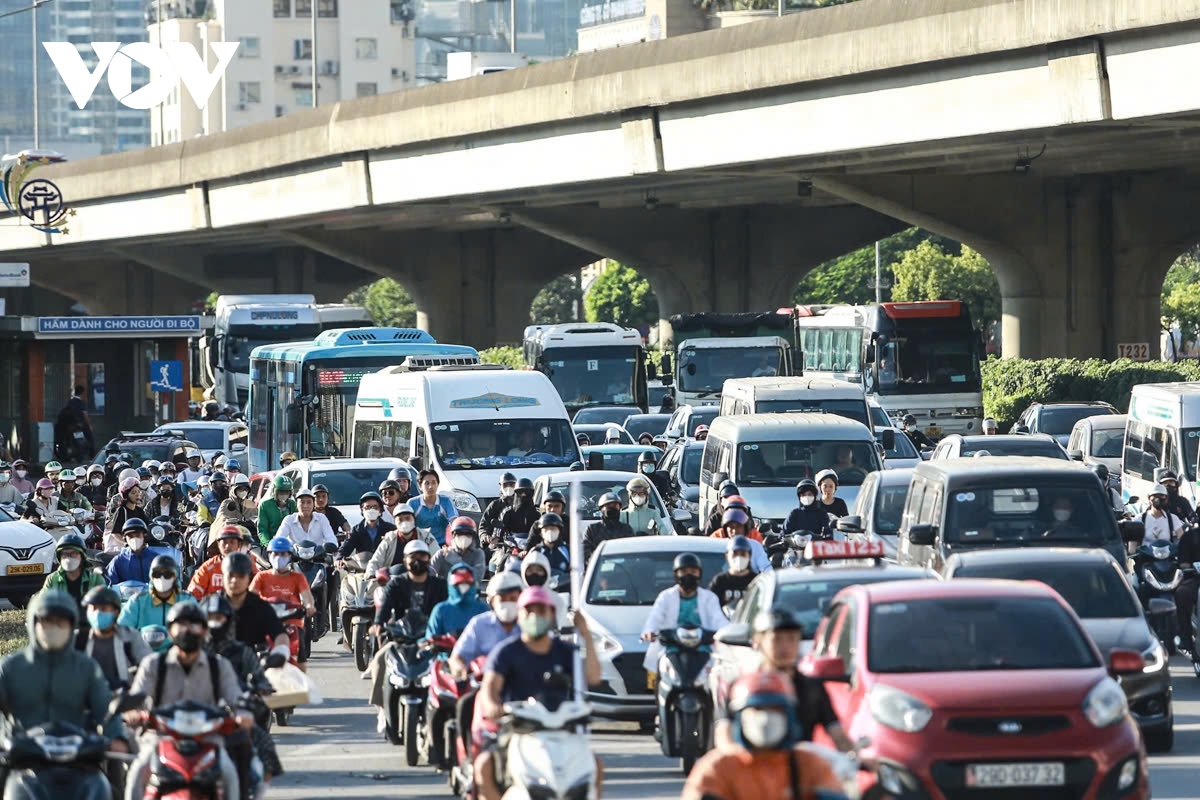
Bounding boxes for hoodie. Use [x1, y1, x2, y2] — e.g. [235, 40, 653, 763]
[426, 578, 489, 639]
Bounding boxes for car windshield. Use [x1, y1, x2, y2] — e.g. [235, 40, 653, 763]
[685, 409, 719, 436]
[95, 442, 182, 466]
[681, 445, 703, 485]
[648, 385, 670, 408]
[677, 346, 786, 394]
[226, 328, 320, 372]
[1040, 407, 1113, 436]
[587, 549, 727, 605]
[158, 428, 225, 450]
[549, 479, 668, 521]
[777, 573, 920, 638]
[624, 415, 671, 440]
[431, 419, 578, 470]
[584, 449, 658, 473]
[543, 346, 640, 407]
[574, 406, 638, 425]
[960, 439, 1066, 459]
[575, 425, 634, 445]
[754, 399, 869, 427]
[951, 562, 1139, 618]
[1089, 426, 1124, 459]
[869, 405, 892, 428]
[943, 484, 1112, 546]
[868, 596, 1099, 672]
[306, 467, 397, 505]
[0, 506, 16, 522]
[884, 429, 918, 460]
[874, 484, 908, 535]
[736, 440, 879, 487]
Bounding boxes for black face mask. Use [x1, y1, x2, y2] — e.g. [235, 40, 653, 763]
[408, 560, 429, 576]
[1167, 485, 1180, 497]
[525, 570, 547, 587]
[1151, 497, 1167, 510]
[175, 631, 204, 653]
[675, 573, 700, 591]
[516, 493, 533, 507]
[208, 622, 228, 641]
[603, 507, 620, 522]
[213, 487, 229, 501]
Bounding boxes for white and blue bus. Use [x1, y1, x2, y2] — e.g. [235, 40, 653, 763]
[792, 301, 984, 440]
[247, 327, 479, 474]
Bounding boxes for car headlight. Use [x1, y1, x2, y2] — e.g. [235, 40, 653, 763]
[1143, 640, 1166, 674]
[420, 672, 432, 688]
[452, 490, 481, 513]
[869, 684, 932, 733]
[591, 629, 622, 658]
[1082, 678, 1128, 727]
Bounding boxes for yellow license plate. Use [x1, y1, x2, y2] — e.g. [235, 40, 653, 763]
[7, 564, 43, 575]
[646, 672, 657, 690]
[926, 426, 942, 437]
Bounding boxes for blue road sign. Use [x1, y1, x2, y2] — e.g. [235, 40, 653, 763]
[150, 360, 183, 393]
[36, 316, 202, 337]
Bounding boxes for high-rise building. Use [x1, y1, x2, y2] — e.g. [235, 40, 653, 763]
[147, 0, 418, 145]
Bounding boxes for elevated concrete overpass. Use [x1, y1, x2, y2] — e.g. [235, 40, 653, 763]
[5, 0, 1200, 355]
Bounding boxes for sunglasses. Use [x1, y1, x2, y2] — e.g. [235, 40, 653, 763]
[151, 571, 176, 580]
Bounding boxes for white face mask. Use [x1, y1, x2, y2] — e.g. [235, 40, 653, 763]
[363, 508, 382, 522]
[740, 708, 789, 749]
[799, 495, 815, 507]
[453, 535, 473, 552]
[495, 600, 518, 623]
[152, 576, 175, 594]
[729, 555, 750, 572]
[90, 477, 102, 487]
[34, 623, 72, 651]
[542, 528, 561, 544]
[14, 470, 27, 479]
[60, 555, 82, 573]
[398, 520, 415, 533]
[1053, 508, 1072, 522]
[139, 480, 151, 490]
[631, 494, 647, 507]
[501, 486, 515, 498]
[270, 555, 290, 571]
[0, 474, 8, 484]
[235, 488, 248, 499]
[127, 537, 145, 552]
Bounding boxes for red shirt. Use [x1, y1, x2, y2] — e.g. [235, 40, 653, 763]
[250, 569, 310, 607]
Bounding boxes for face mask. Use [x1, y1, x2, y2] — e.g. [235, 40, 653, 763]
[90, 477, 102, 487]
[676, 573, 700, 591]
[641, 464, 654, 474]
[214, 487, 229, 501]
[517, 493, 533, 506]
[139, 480, 151, 490]
[363, 508, 382, 522]
[234, 488, 248, 500]
[1052, 509, 1071, 523]
[520, 613, 552, 639]
[1167, 485, 1180, 497]
[542, 528, 561, 544]
[525, 570, 547, 588]
[904, 424, 915, 432]
[1151, 497, 1166, 510]
[127, 537, 145, 552]
[407, 560, 429, 576]
[740, 708, 789, 749]
[15, 470, 27, 479]
[152, 576, 176, 594]
[453, 583, 474, 599]
[208, 620, 227, 637]
[87, 609, 116, 630]
[501, 486, 515, 498]
[34, 623, 72, 651]
[399, 520, 415, 533]
[270, 555, 290, 571]
[729, 555, 750, 572]
[495, 601, 518, 624]
[631, 495, 647, 507]
[603, 507, 620, 522]
[60, 555, 82, 573]
[799, 495, 815, 507]
[0, 474, 8, 484]
[174, 631, 204, 654]
[453, 535, 474, 552]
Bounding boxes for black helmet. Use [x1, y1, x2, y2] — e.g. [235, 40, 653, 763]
[753, 607, 804, 634]
[499, 472, 517, 485]
[31, 589, 78, 626]
[1091, 463, 1110, 482]
[544, 490, 566, 506]
[902, 414, 917, 426]
[222, 552, 254, 577]
[719, 482, 741, 499]
[387, 467, 411, 484]
[359, 491, 383, 506]
[167, 602, 207, 626]
[539, 512, 564, 529]
[638, 451, 656, 465]
[150, 554, 178, 576]
[311, 483, 329, 495]
[515, 477, 535, 493]
[83, 586, 121, 608]
[796, 478, 818, 495]
[378, 479, 401, 494]
[726, 534, 753, 554]
[55, 532, 87, 557]
[202, 593, 234, 619]
[673, 552, 702, 573]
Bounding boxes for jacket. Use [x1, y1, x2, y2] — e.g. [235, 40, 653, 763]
[119, 589, 197, 630]
[105, 547, 157, 585]
[427, 586, 489, 639]
[105, 502, 148, 536]
[479, 496, 513, 540]
[430, 545, 487, 581]
[85, 626, 152, 689]
[366, 527, 441, 575]
[187, 554, 257, 600]
[0, 605, 122, 739]
[499, 502, 539, 538]
[337, 519, 395, 559]
[41, 567, 106, 608]
[783, 505, 835, 539]
[257, 498, 297, 546]
[640, 586, 727, 671]
[0, 483, 23, 505]
[374, 573, 449, 626]
[709, 529, 772, 573]
[145, 494, 184, 522]
[583, 518, 636, 563]
[682, 746, 846, 800]
[620, 505, 659, 535]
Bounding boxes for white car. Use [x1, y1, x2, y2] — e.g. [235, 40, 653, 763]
[0, 506, 56, 607]
[579, 536, 729, 720]
[531, 470, 690, 537]
[153, 421, 249, 464]
[276, 458, 416, 529]
[878, 425, 921, 469]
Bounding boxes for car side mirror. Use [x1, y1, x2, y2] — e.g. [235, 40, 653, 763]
[714, 472, 728, 486]
[908, 523, 937, 546]
[409, 457, 424, 472]
[587, 452, 604, 470]
[285, 403, 304, 436]
[666, 429, 682, 441]
[1119, 519, 1145, 544]
[231, 442, 247, 453]
[714, 621, 752, 647]
[1013, 424, 1030, 434]
[880, 429, 895, 451]
[802, 655, 849, 682]
[672, 508, 691, 522]
[837, 515, 864, 534]
[1109, 648, 1145, 675]
[1067, 449, 1083, 461]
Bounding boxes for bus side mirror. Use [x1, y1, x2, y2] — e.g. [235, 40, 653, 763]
[880, 429, 895, 450]
[865, 343, 876, 364]
[647, 362, 658, 381]
[661, 354, 672, 375]
[285, 403, 304, 435]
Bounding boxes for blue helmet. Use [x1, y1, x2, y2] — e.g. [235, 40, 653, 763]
[726, 534, 753, 555]
[225, 459, 241, 471]
[267, 536, 294, 554]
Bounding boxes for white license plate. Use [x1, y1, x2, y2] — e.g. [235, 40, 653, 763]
[966, 762, 1065, 788]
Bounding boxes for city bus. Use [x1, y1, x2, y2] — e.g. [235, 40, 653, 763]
[792, 301, 984, 440]
[246, 327, 479, 474]
[522, 322, 652, 416]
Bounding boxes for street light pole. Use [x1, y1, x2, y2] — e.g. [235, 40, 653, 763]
[509, 0, 516, 53]
[311, 0, 318, 107]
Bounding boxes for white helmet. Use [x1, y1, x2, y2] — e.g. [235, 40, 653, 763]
[186, 448, 202, 460]
[1150, 483, 1169, 498]
[626, 476, 651, 493]
[604, 426, 621, 443]
[197, 475, 211, 488]
[403, 539, 431, 557]
[72, 466, 87, 479]
[231, 473, 251, 487]
[118, 468, 138, 483]
[487, 570, 525, 599]
[521, 550, 551, 584]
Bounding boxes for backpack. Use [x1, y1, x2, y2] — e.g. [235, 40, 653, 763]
[153, 650, 222, 708]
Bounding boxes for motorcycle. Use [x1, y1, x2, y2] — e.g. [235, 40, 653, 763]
[381, 609, 436, 766]
[1133, 539, 1182, 655]
[654, 626, 716, 775]
[496, 681, 596, 800]
[294, 539, 331, 642]
[338, 552, 377, 672]
[489, 531, 531, 575]
[134, 700, 241, 800]
[261, 597, 306, 726]
[140, 624, 171, 654]
[114, 580, 149, 605]
[423, 634, 462, 770]
[447, 655, 488, 798]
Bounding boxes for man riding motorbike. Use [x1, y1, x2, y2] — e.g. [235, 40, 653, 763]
[431, 517, 488, 579]
[256, 475, 297, 547]
[783, 479, 835, 540]
[81, 585, 151, 690]
[196, 471, 231, 526]
[312, 483, 349, 541]
[498, 478, 538, 543]
[528, 512, 570, 575]
[583, 493, 635, 564]
[120, 554, 198, 630]
[366, 506, 439, 574]
[250, 537, 317, 672]
[337, 492, 395, 563]
[709, 535, 758, 611]
[43, 532, 106, 616]
[521, 550, 568, 628]
[221, 552, 290, 658]
[622, 476, 658, 534]
[190, 525, 258, 599]
[105, 518, 158, 585]
[479, 473, 518, 547]
[277, 489, 337, 549]
[427, 565, 489, 643]
[640, 553, 727, 680]
[703, 481, 743, 535]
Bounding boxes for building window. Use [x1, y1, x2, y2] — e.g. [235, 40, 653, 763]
[274, 0, 290, 16]
[275, 105, 285, 117]
[239, 82, 262, 104]
[294, 39, 312, 60]
[356, 82, 378, 97]
[238, 37, 261, 58]
[296, 0, 338, 16]
[295, 87, 313, 107]
[355, 38, 378, 60]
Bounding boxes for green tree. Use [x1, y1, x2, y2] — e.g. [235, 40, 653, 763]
[1162, 252, 1200, 339]
[794, 228, 959, 306]
[343, 278, 415, 327]
[530, 274, 582, 324]
[584, 262, 659, 327]
[891, 241, 1000, 329]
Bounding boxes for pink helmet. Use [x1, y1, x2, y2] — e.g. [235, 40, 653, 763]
[518, 585, 556, 611]
[118, 477, 139, 496]
[35, 478, 54, 491]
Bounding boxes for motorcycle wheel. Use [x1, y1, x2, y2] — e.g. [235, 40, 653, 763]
[682, 755, 696, 775]
[405, 704, 422, 767]
[354, 623, 370, 672]
[275, 707, 292, 727]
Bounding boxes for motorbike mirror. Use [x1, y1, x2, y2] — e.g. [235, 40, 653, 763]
[107, 689, 145, 721]
[802, 655, 850, 682]
[714, 621, 752, 647]
[323, 542, 338, 554]
[1067, 449, 1084, 461]
[686, 526, 701, 537]
[1119, 519, 1145, 544]
[408, 457, 424, 472]
[264, 652, 287, 669]
[907, 523, 937, 546]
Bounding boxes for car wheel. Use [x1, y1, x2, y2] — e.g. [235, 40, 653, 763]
[1145, 718, 1174, 753]
[8, 595, 30, 610]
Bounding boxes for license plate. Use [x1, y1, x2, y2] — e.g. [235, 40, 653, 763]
[7, 563, 44, 575]
[646, 672, 657, 690]
[966, 763, 1065, 787]
[926, 426, 942, 438]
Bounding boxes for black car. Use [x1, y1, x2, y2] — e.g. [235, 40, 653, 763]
[942, 547, 1173, 752]
[572, 406, 642, 426]
[1011, 401, 1119, 448]
[658, 439, 705, 529]
[92, 434, 201, 468]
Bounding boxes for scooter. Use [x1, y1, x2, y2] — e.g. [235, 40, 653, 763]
[381, 609, 435, 766]
[1133, 539, 1182, 654]
[338, 552, 377, 672]
[294, 539, 331, 642]
[447, 655, 488, 798]
[496, 683, 596, 800]
[135, 699, 241, 800]
[113, 580, 149, 605]
[654, 625, 716, 775]
[261, 596, 306, 726]
[423, 634, 461, 770]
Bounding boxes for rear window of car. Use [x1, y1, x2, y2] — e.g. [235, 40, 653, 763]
[1039, 407, 1114, 435]
[960, 440, 1066, 459]
[950, 561, 1139, 619]
[775, 573, 922, 638]
[586, 549, 727, 606]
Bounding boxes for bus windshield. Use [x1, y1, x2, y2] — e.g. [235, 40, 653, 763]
[225, 327, 320, 372]
[875, 322, 980, 394]
[754, 399, 868, 427]
[543, 346, 640, 406]
[431, 419, 579, 469]
[678, 346, 784, 394]
[736, 440, 879, 486]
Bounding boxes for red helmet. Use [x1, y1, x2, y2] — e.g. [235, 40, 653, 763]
[728, 670, 795, 713]
[723, 494, 750, 512]
[446, 516, 477, 544]
[694, 425, 710, 439]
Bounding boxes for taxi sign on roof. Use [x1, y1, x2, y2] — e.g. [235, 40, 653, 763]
[810, 539, 885, 561]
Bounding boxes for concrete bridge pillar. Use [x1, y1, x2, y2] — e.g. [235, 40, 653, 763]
[813, 173, 1200, 360]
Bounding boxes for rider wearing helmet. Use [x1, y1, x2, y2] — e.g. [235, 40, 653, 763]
[337, 491, 395, 562]
[783, 479, 834, 539]
[703, 481, 744, 535]
[79, 464, 108, 507]
[278, 451, 298, 469]
[365, 502, 440, 574]
[188, 525, 258, 600]
[196, 471, 231, 526]
[712, 505, 772, 574]
[105, 518, 159, 585]
[121, 553, 197, 630]
[622, 476, 659, 535]
[43, 532, 105, 614]
[1157, 468, 1194, 523]
[480, 472, 519, 546]
[709, 535, 757, 610]
[499, 477, 539, 539]
[902, 413, 935, 450]
[0, 462, 22, 505]
[56, 470, 92, 513]
[311, 483, 349, 540]
[814, 469, 849, 518]
[257, 474, 297, 546]
[104, 475, 149, 541]
[637, 450, 672, 502]
[387, 467, 414, 503]
[146, 474, 184, 522]
[604, 426, 622, 445]
[1141, 483, 1184, 545]
[428, 564, 489, 645]
[529, 512, 569, 574]
[432, 517, 487, 580]
[220, 552, 289, 660]
[582, 493, 636, 564]
[27, 477, 61, 520]
[694, 424, 710, 441]
[278, 489, 337, 550]
[686, 669, 846, 800]
[251, 538, 317, 670]
[8, 457, 34, 495]
[639, 552, 726, 676]
[520, 549, 569, 628]
[376, 479, 406, 524]
[82, 585, 150, 690]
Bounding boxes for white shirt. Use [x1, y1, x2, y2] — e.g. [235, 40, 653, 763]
[277, 511, 337, 548]
[1142, 510, 1184, 544]
[640, 586, 727, 671]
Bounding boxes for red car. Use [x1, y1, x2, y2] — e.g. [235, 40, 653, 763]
[802, 579, 1150, 800]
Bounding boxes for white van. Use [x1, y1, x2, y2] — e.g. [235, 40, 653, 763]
[351, 365, 581, 518]
[1122, 382, 1200, 507]
[719, 376, 870, 428]
[698, 413, 882, 528]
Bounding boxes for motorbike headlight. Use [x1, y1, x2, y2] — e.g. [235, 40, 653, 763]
[296, 545, 316, 560]
[869, 684, 932, 733]
[1152, 546, 1170, 560]
[591, 630, 622, 658]
[1082, 678, 1128, 728]
[1143, 640, 1166, 674]
[451, 490, 481, 513]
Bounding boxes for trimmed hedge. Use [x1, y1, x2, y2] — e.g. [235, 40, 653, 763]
[983, 357, 1200, 430]
[479, 346, 523, 368]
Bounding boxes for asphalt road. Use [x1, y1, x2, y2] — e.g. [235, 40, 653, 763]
[268, 638, 1200, 800]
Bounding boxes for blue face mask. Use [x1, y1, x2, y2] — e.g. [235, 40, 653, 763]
[87, 609, 116, 631]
